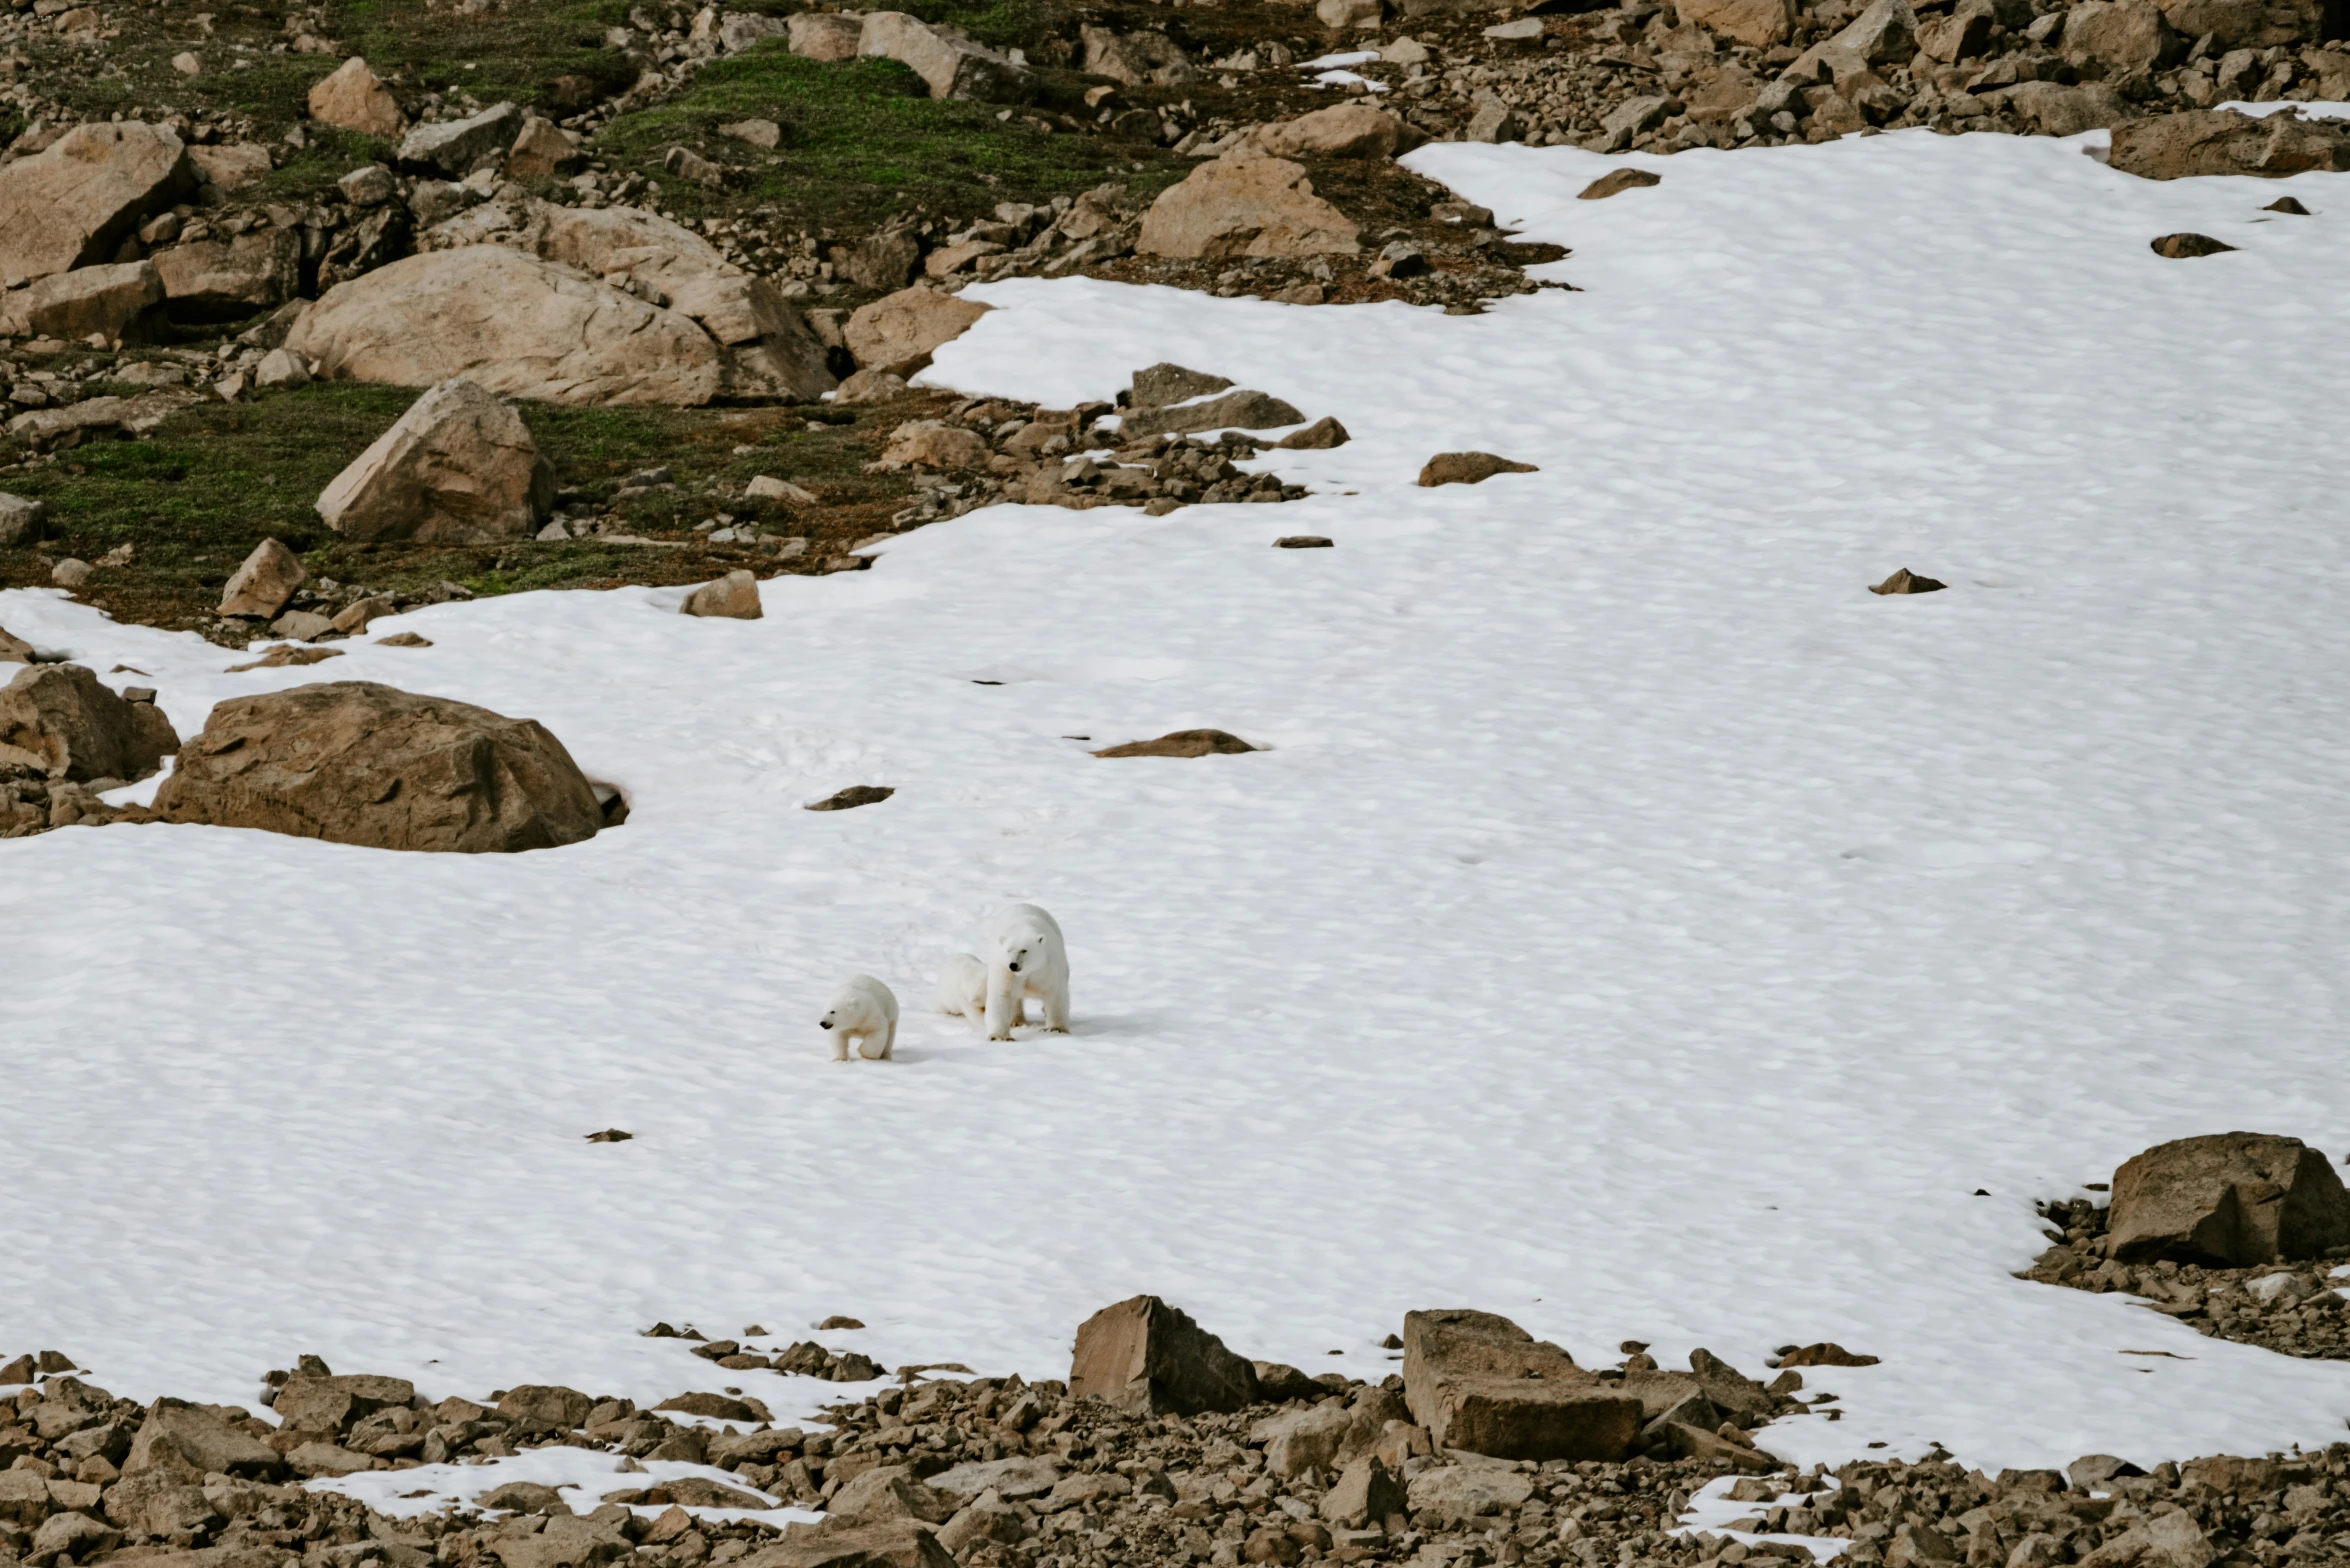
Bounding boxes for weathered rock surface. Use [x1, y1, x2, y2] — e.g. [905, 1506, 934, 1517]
[0, 121, 190, 284]
[218, 537, 310, 619]
[315, 378, 554, 543]
[877, 420, 991, 470]
[741, 1518, 956, 1568]
[1580, 167, 1663, 199]
[1680, 0, 1796, 44]
[2062, 0, 2182, 73]
[0, 493, 44, 548]
[397, 102, 521, 176]
[789, 10, 866, 59]
[1419, 451, 1540, 486]
[1082, 23, 1195, 85]
[274, 1373, 417, 1433]
[506, 115, 581, 179]
[842, 287, 991, 377]
[2005, 81, 2130, 136]
[1401, 1308, 1642, 1461]
[1251, 103, 1410, 158]
[0, 624, 32, 663]
[0, 663, 179, 783]
[2108, 108, 2350, 178]
[188, 143, 274, 192]
[858, 12, 1031, 100]
[2109, 1132, 2350, 1266]
[288, 247, 725, 406]
[153, 682, 607, 854]
[1091, 729, 1258, 758]
[1121, 388, 1306, 439]
[123, 1399, 282, 1478]
[0, 260, 165, 342]
[682, 570, 764, 619]
[1068, 1296, 1259, 1415]
[153, 229, 303, 318]
[1137, 149, 1362, 259]
[308, 56, 406, 138]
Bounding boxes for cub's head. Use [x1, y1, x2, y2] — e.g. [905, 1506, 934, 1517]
[819, 1001, 848, 1032]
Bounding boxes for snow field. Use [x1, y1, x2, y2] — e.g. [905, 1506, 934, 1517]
[6, 123, 2350, 1474]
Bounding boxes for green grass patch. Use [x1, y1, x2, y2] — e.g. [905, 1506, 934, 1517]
[590, 46, 1179, 230]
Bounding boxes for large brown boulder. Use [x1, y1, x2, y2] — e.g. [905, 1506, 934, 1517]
[1679, 0, 1795, 44]
[218, 537, 309, 619]
[521, 203, 834, 400]
[123, 1400, 282, 1479]
[2062, 0, 2182, 73]
[2156, 0, 2326, 48]
[2108, 108, 2350, 179]
[0, 261, 166, 342]
[0, 664, 178, 783]
[315, 378, 553, 543]
[1137, 148, 1361, 260]
[843, 287, 991, 378]
[0, 121, 190, 284]
[152, 229, 302, 319]
[308, 56, 406, 138]
[1401, 1309, 1642, 1462]
[273, 1373, 416, 1434]
[153, 682, 606, 853]
[2108, 1133, 2350, 1266]
[1068, 1296, 1259, 1416]
[287, 247, 725, 406]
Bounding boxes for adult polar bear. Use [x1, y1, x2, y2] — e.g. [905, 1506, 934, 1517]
[983, 903, 1070, 1041]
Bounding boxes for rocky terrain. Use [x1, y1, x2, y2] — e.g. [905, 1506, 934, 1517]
[9, 1281, 2350, 1568]
[4, 0, 2350, 632]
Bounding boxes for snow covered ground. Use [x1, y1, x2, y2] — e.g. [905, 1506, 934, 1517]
[7, 124, 2350, 1475]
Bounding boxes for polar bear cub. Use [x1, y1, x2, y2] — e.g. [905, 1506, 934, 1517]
[983, 903, 1070, 1041]
[934, 952, 988, 1029]
[819, 974, 899, 1062]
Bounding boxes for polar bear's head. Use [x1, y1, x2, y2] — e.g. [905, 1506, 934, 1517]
[819, 1001, 854, 1032]
[1000, 932, 1048, 974]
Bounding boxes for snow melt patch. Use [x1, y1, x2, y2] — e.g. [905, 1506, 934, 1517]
[9, 127, 2350, 1475]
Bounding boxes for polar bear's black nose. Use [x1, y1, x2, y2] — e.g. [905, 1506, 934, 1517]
[819, 1020, 832, 1029]
[1007, 961, 1021, 973]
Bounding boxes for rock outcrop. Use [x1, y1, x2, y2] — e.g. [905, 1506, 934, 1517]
[2108, 108, 2350, 178]
[154, 683, 607, 853]
[0, 121, 190, 284]
[287, 247, 726, 406]
[1137, 148, 1362, 260]
[316, 378, 554, 543]
[2109, 1133, 2350, 1266]
[1068, 1296, 1259, 1416]
[152, 230, 302, 319]
[0, 664, 179, 784]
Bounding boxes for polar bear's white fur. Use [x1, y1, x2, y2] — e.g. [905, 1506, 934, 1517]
[819, 974, 898, 1062]
[983, 903, 1069, 1041]
[934, 952, 988, 1030]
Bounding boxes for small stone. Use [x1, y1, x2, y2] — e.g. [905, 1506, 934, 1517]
[270, 610, 337, 642]
[1776, 1342, 1880, 1367]
[806, 785, 894, 812]
[0, 492, 47, 547]
[585, 1128, 633, 1142]
[817, 1315, 866, 1330]
[1483, 15, 1545, 37]
[2150, 231, 2236, 258]
[254, 347, 311, 389]
[50, 557, 92, 588]
[2266, 196, 2311, 214]
[1274, 536, 1333, 548]
[376, 632, 433, 647]
[338, 164, 396, 206]
[1418, 452, 1538, 487]
[681, 569, 763, 620]
[224, 645, 345, 672]
[1579, 168, 1662, 200]
[1275, 417, 1347, 454]
[1091, 729, 1259, 759]
[1869, 567, 1947, 595]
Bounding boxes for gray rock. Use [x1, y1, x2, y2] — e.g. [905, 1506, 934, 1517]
[0, 492, 45, 547]
[924, 1456, 1064, 1503]
[1120, 388, 1305, 439]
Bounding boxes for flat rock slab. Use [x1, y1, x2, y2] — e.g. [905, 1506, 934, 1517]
[2108, 108, 2350, 179]
[0, 120, 189, 283]
[1402, 1308, 1641, 1462]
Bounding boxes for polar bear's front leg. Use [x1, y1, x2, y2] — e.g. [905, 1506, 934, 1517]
[828, 1032, 850, 1062]
[865, 1017, 897, 1061]
[985, 965, 1019, 1041]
